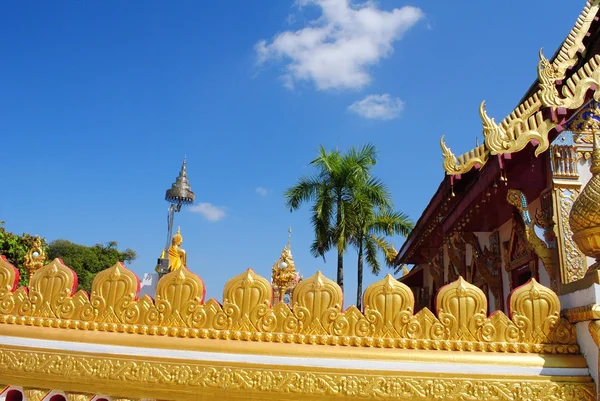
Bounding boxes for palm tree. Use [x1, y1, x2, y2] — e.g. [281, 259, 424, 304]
[350, 182, 413, 309]
[284, 144, 378, 291]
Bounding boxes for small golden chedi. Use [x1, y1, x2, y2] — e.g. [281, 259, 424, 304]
[570, 108, 600, 266]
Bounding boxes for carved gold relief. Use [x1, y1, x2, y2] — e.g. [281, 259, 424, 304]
[510, 279, 573, 344]
[553, 187, 587, 283]
[507, 189, 559, 290]
[0, 349, 594, 401]
[66, 393, 94, 401]
[23, 389, 48, 401]
[0, 257, 579, 353]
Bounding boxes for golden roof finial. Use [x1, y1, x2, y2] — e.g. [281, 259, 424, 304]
[570, 101, 600, 264]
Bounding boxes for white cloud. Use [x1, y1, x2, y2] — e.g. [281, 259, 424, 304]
[255, 187, 269, 196]
[255, 0, 424, 90]
[348, 94, 404, 120]
[189, 202, 226, 222]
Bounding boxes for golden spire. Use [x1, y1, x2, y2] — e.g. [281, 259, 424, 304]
[570, 101, 600, 264]
[271, 227, 298, 303]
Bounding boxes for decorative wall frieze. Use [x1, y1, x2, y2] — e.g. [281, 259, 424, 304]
[23, 389, 47, 401]
[0, 256, 579, 354]
[0, 349, 594, 401]
[66, 393, 94, 401]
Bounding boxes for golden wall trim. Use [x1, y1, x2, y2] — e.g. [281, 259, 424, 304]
[589, 320, 600, 347]
[0, 346, 594, 401]
[563, 304, 600, 323]
[0, 257, 579, 354]
[0, 324, 587, 368]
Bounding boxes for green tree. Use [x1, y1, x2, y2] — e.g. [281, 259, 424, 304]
[350, 182, 413, 308]
[48, 240, 137, 292]
[0, 221, 48, 287]
[284, 144, 379, 291]
[0, 222, 137, 292]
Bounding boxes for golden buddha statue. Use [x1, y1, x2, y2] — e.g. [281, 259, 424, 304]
[168, 227, 187, 271]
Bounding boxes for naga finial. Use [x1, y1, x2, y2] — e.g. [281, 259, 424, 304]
[538, 48, 561, 107]
[440, 135, 459, 174]
[480, 101, 508, 154]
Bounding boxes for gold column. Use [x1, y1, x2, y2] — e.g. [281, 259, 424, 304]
[553, 112, 591, 285]
[552, 184, 586, 284]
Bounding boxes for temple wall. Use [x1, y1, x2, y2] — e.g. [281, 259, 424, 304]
[576, 321, 600, 395]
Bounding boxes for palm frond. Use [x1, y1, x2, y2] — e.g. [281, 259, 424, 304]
[284, 175, 323, 211]
[371, 235, 397, 267]
[364, 235, 381, 275]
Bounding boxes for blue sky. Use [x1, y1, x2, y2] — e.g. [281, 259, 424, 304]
[0, 1, 582, 305]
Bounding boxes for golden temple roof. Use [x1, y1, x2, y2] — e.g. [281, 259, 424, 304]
[441, 0, 600, 175]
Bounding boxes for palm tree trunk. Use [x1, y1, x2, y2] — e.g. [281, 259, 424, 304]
[336, 195, 344, 291]
[357, 240, 363, 310]
[337, 248, 344, 292]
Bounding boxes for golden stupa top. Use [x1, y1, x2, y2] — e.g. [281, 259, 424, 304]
[570, 104, 600, 258]
[271, 227, 301, 292]
[441, 0, 600, 175]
